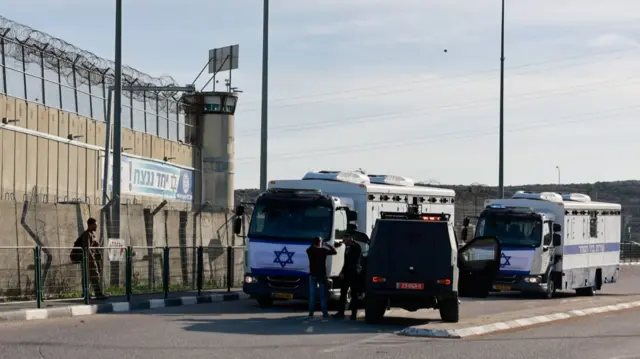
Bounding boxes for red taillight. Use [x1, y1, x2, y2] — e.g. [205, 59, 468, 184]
[421, 216, 440, 221]
[437, 279, 451, 285]
[372, 276, 386, 283]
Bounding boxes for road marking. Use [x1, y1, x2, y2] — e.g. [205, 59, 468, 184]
[322, 333, 391, 353]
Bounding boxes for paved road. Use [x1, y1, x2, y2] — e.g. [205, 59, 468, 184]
[0, 266, 639, 359]
[2, 292, 640, 359]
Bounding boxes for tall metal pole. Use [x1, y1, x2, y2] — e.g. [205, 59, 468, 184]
[113, 0, 123, 237]
[498, 0, 506, 199]
[556, 166, 561, 185]
[102, 89, 113, 206]
[259, 0, 269, 192]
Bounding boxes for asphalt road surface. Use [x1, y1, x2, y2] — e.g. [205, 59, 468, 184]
[0, 266, 639, 359]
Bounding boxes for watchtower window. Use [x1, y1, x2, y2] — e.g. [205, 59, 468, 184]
[589, 211, 598, 238]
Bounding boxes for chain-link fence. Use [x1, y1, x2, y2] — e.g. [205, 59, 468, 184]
[0, 246, 36, 302]
[0, 245, 244, 308]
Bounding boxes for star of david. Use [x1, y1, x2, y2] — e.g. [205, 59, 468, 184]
[273, 246, 295, 268]
[500, 252, 512, 268]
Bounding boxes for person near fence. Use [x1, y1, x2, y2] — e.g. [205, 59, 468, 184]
[306, 236, 337, 318]
[75, 218, 107, 300]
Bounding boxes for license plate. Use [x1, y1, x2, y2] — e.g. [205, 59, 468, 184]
[493, 284, 512, 291]
[272, 292, 294, 299]
[396, 282, 424, 290]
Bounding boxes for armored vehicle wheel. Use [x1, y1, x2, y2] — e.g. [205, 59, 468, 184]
[438, 298, 459, 323]
[364, 295, 387, 324]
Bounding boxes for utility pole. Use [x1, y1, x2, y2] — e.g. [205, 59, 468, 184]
[259, 0, 269, 191]
[112, 0, 123, 236]
[498, 0, 506, 199]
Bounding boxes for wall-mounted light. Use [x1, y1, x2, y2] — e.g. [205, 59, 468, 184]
[163, 156, 176, 162]
[2, 117, 20, 124]
[67, 134, 84, 140]
[122, 147, 133, 152]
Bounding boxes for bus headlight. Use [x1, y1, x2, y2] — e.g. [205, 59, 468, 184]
[244, 275, 258, 284]
[524, 276, 541, 283]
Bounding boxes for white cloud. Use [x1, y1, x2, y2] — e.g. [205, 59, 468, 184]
[589, 33, 640, 49]
[505, 0, 640, 26]
[232, 49, 640, 187]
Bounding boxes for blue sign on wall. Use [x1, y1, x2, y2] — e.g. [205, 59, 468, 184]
[103, 154, 194, 202]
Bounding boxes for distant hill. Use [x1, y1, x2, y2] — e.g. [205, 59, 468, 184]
[235, 180, 640, 240]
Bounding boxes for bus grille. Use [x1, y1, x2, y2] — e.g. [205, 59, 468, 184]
[495, 275, 517, 284]
[267, 276, 300, 290]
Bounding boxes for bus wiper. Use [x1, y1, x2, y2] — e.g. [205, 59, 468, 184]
[505, 243, 537, 247]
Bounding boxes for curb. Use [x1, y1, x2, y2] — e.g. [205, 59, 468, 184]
[0, 292, 250, 323]
[398, 300, 640, 338]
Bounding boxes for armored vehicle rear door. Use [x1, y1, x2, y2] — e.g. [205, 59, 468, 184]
[457, 236, 502, 298]
[367, 220, 454, 291]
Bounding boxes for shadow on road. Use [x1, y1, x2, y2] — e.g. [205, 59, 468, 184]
[174, 314, 433, 336]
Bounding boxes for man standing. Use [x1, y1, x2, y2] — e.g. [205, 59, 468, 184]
[76, 218, 107, 300]
[306, 236, 337, 318]
[333, 233, 363, 320]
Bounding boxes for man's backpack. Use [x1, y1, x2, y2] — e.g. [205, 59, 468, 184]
[69, 236, 84, 264]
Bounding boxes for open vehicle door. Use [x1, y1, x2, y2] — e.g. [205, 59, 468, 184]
[350, 230, 370, 244]
[351, 231, 370, 294]
[457, 236, 502, 298]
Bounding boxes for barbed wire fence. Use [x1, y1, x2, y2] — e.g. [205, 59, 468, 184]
[0, 15, 181, 111]
[0, 15, 194, 141]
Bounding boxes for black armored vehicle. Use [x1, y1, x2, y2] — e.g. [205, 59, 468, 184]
[364, 207, 502, 323]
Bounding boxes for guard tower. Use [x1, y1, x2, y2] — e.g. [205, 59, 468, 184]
[182, 91, 238, 211]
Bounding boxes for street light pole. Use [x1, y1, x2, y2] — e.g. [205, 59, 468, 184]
[112, 0, 123, 237]
[498, 0, 506, 199]
[556, 166, 561, 185]
[259, 0, 269, 192]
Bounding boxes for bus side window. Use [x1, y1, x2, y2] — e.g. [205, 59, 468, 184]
[543, 222, 552, 246]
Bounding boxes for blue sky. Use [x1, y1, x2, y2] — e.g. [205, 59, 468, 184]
[2, 0, 640, 188]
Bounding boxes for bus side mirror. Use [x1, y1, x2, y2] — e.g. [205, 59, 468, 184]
[233, 217, 242, 235]
[553, 233, 561, 246]
[235, 205, 245, 216]
[553, 223, 562, 233]
[346, 210, 357, 222]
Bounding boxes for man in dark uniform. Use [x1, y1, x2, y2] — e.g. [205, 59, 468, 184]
[333, 232, 363, 320]
[76, 218, 107, 300]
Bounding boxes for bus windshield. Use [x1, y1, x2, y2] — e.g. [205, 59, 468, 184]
[248, 202, 333, 241]
[476, 215, 542, 247]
